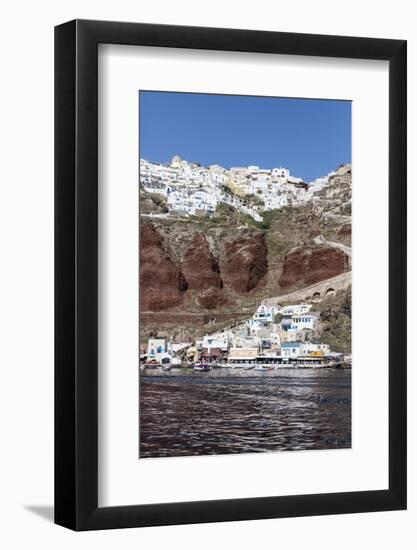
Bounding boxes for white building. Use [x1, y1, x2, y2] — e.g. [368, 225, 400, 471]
[280, 312, 318, 332]
[272, 167, 290, 179]
[281, 342, 329, 357]
[279, 303, 312, 316]
[263, 194, 288, 210]
[140, 156, 336, 220]
[288, 313, 318, 331]
[281, 342, 303, 357]
[200, 331, 230, 351]
[253, 303, 279, 324]
[302, 342, 330, 355]
[147, 338, 166, 356]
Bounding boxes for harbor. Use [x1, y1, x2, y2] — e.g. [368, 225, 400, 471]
[140, 300, 351, 374]
[139, 299, 351, 457]
[140, 358, 350, 375]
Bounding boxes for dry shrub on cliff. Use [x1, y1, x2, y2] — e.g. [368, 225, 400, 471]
[316, 286, 352, 353]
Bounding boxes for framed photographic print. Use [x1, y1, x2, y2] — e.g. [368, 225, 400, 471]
[55, 19, 407, 530]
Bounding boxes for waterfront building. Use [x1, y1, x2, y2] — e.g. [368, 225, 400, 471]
[143, 296, 340, 369]
[147, 338, 166, 357]
[302, 342, 330, 356]
[201, 332, 230, 351]
[228, 347, 259, 361]
[281, 342, 303, 357]
[200, 347, 223, 363]
[281, 342, 330, 358]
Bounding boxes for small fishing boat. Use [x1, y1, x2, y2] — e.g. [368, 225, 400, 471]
[193, 363, 211, 372]
[254, 364, 274, 371]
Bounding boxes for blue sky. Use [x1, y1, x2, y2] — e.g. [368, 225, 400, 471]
[139, 91, 351, 182]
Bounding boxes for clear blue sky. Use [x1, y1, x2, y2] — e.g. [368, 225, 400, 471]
[139, 91, 351, 182]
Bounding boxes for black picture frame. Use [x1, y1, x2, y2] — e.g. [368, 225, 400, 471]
[55, 19, 407, 531]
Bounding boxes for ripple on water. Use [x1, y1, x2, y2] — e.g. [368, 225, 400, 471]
[139, 370, 351, 458]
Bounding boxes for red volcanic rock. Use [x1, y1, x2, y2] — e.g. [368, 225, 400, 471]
[140, 223, 187, 311]
[198, 290, 228, 310]
[338, 224, 352, 237]
[222, 232, 268, 293]
[182, 234, 223, 291]
[141, 223, 162, 246]
[279, 245, 349, 289]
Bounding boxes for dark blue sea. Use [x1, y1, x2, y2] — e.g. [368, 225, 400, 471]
[139, 368, 351, 458]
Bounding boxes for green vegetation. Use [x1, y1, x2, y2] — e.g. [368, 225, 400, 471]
[274, 312, 283, 324]
[209, 202, 262, 229]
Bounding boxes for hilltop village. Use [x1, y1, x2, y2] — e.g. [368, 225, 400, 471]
[141, 299, 350, 371]
[140, 155, 332, 222]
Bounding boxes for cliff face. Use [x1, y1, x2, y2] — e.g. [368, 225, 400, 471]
[182, 233, 227, 310]
[279, 245, 349, 289]
[222, 233, 268, 293]
[140, 222, 268, 311]
[182, 234, 222, 291]
[140, 224, 187, 311]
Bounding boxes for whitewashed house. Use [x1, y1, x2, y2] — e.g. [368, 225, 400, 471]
[201, 332, 230, 351]
[253, 303, 278, 325]
[139, 156, 334, 219]
[279, 303, 312, 316]
[285, 312, 318, 332]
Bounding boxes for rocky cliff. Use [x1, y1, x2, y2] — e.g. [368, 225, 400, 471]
[311, 286, 352, 353]
[181, 234, 222, 291]
[140, 221, 268, 312]
[140, 165, 352, 314]
[279, 245, 350, 289]
[140, 223, 187, 311]
[222, 233, 268, 293]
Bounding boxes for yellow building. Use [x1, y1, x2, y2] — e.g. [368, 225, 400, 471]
[186, 346, 198, 362]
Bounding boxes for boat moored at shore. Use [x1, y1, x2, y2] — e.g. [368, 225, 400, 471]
[193, 363, 211, 372]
